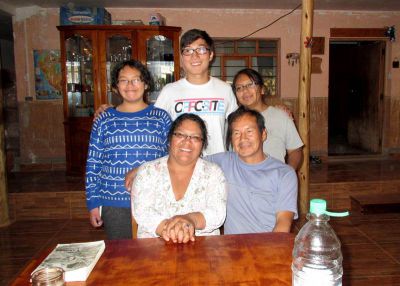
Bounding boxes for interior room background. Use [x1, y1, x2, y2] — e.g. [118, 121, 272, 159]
[3, 7, 400, 171]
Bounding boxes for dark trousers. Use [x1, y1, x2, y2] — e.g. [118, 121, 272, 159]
[102, 206, 132, 240]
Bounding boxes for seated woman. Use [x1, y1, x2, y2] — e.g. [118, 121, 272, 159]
[131, 113, 227, 243]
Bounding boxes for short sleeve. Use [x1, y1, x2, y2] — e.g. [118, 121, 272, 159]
[276, 168, 298, 219]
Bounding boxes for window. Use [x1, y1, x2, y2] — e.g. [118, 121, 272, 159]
[211, 39, 279, 96]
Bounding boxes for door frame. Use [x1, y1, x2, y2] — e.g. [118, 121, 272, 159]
[329, 28, 388, 156]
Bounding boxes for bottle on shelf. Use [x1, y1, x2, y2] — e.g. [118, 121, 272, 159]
[292, 199, 349, 286]
[73, 84, 82, 107]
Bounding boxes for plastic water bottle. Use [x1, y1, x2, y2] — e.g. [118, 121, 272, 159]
[292, 199, 349, 286]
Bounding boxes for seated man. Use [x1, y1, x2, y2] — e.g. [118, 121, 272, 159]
[206, 106, 298, 234]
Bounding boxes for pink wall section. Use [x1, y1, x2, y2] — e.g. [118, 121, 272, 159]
[11, 7, 400, 166]
[13, 8, 64, 168]
[14, 9, 60, 101]
[108, 8, 400, 100]
[112, 8, 305, 99]
[14, 8, 400, 101]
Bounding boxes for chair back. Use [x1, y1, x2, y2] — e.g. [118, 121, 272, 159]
[132, 217, 138, 239]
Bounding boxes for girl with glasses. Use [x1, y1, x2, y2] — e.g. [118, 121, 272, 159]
[85, 60, 172, 240]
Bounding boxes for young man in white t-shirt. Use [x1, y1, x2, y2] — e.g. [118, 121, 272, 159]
[155, 29, 238, 155]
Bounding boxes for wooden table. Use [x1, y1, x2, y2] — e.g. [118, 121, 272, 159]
[12, 232, 294, 285]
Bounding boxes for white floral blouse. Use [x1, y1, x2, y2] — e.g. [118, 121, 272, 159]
[132, 156, 227, 238]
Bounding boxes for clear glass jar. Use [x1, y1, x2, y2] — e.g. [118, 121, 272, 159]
[31, 267, 65, 286]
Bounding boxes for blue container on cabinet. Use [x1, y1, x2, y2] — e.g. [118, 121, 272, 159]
[60, 6, 111, 25]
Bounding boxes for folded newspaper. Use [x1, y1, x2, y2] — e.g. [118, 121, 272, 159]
[31, 240, 105, 282]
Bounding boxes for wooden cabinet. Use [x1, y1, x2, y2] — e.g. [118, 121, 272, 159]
[57, 25, 181, 174]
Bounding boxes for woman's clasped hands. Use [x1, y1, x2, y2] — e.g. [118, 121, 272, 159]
[158, 215, 196, 244]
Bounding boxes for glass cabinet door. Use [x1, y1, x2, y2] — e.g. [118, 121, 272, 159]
[146, 35, 175, 102]
[223, 57, 248, 84]
[106, 34, 132, 105]
[65, 34, 94, 117]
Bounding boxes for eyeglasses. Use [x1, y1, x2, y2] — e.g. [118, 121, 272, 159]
[235, 82, 257, 93]
[173, 132, 203, 143]
[117, 78, 143, 86]
[181, 46, 210, 56]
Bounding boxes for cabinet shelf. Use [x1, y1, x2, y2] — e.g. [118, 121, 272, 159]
[58, 25, 181, 174]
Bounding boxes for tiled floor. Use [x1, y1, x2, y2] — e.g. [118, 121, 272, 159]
[310, 157, 400, 183]
[7, 171, 84, 193]
[2, 158, 400, 285]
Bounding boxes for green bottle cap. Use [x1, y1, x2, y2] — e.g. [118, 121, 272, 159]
[310, 199, 349, 217]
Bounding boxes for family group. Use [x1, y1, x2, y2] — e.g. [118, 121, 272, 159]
[85, 28, 303, 243]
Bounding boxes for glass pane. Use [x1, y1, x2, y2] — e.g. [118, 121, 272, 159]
[146, 35, 175, 102]
[258, 40, 277, 54]
[107, 34, 132, 105]
[211, 39, 280, 95]
[252, 56, 277, 96]
[65, 34, 94, 117]
[252, 56, 276, 67]
[237, 41, 256, 54]
[224, 59, 246, 83]
[215, 40, 234, 54]
[210, 56, 221, 77]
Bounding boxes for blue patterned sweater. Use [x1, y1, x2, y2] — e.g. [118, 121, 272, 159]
[85, 105, 172, 210]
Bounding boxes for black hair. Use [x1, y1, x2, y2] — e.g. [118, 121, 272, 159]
[180, 29, 214, 54]
[111, 60, 154, 104]
[167, 113, 209, 151]
[225, 106, 266, 150]
[232, 68, 267, 103]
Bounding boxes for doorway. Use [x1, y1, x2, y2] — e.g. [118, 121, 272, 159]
[0, 10, 18, 171]
[328, 40, 385, 156]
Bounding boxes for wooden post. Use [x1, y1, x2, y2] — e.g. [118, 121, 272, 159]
[298, 0, 314, 218]
[0, 68, 10, 227]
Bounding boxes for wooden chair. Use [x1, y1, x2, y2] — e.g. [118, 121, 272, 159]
[131, 217, 138, 239]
